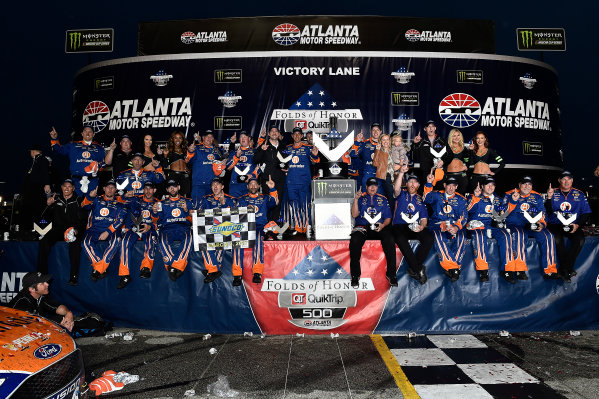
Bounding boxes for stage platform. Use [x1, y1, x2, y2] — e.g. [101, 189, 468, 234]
[0, 237, 598, 335]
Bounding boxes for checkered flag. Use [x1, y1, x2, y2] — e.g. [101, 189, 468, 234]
[192, 207, 256, 251]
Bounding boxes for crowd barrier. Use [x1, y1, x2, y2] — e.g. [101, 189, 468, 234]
[0, 237, 598, 334]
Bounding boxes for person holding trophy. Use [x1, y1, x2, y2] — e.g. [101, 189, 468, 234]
[545, 171, 592, 282]
[349, 178, 397, 288]
[503, 176, 559, 280]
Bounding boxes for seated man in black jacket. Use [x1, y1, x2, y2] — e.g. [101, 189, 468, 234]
[9, 272, 75, 332]
[254, 126, 286, 222]
[37, 178, 87, 285]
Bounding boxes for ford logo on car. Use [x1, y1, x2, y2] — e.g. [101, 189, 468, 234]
[34, 344, 62, 360]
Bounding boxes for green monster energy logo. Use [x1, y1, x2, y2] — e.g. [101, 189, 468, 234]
[69, 32, 82, 50]
[524, 143, 531, 151]
[393, 93, 401, 104]
[215, 117, 224, 129]
[215, 71, 225, 82]
[458, 71, 467, 82]
[316, 181, 328, 197]
[520, 30, 533, 48]
[95, 79, 100, 90]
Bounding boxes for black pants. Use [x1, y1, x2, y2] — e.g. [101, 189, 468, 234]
[38, 229, 82, 278]
[261, 176, 285, 223]
[349, 226, 396, 278]
[392, 224, 434, 272]
[547, 224, 586, 274]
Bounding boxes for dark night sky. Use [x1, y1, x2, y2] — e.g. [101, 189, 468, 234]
[1, 1, 597, 197]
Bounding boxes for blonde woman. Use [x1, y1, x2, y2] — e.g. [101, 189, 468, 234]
[445, 128, 470, 194]
[373, 134, 396, 204]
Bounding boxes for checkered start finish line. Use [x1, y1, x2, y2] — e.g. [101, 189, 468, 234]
[192, 207, 256, 251]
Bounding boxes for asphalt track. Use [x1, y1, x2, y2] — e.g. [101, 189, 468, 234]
[76, 329, 599, 398]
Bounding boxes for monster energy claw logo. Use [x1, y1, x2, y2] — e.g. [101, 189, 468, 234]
[215, 117, 223, 129]
[521, 30, 533, 48]
[458, 71, 466, 81]
[316, 182, 327, 196]
[69, 32, 82, 50]
[393, 93, 401, 103]
[216, 71, 224, 81]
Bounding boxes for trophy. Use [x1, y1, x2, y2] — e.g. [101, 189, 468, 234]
[130, 214, 144, 237]
[491, 209, 508, 229]
[363, 211, 382, 231]
[523, 210, 543, 231]
[277, 152, 292, 169]
[234, 165, 251, 183]
[401, 212, 420, 232]
[430, 147, 446, 168]
[557, 212, 577, 232]
[116, 178, 129, 195]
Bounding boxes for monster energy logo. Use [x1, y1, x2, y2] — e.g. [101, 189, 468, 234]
[456, 70, 483, 84]
[215, 117, 224, 129]
[215, 70, 225, 82]
[522, 141, 542, 155]
[520, 30, 533, 48]
[391, 92, 419, 106]
[214, 116, 242, 130]
[214, 69, 242, 83]
[458, 71, 467, 81]
[69, 32, 82, 50]
[316, 182, 328, 196]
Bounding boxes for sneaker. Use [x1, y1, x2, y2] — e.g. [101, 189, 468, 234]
[117, 275, 131, 289]
[570, 270, 577, 277]
[139, 267, 151, 279]
[407, 266, 428, 285]
[479, 270, 489, 283]
[444, 268, 460, 283]
[543, 272, 561, 280]
[351, 276, 360, 288]
[204, 270, 223, 284]
[232, 276, 242, 287]
[516, 271, 529, 280]
[201, 269, 208, 277]
[90, 270, 101, 282]
[168, 267, 183, 282]
[501, 271, 516, 284]
[68, 275, 78, 286]
[252, 273, 262, 284]
[561, 273, 571, 283]
[386, 274, 398, 287]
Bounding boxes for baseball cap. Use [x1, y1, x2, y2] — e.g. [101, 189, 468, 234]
[131, 152, 144, 160]
[292, 127, 303, 134]
[211, 177, 224, 185]
[202, 129, 214, 136]
[62, 178, 75, 186]
[366, 177, 379, 187]
[239, 130, 251, 137]
[22, 272, 51, 289]
[165, 179, 179, 188]
[104, 179, 117, 187]
[30, 144, 43, 152]
[444, 176, 458, 185]
[520, 176, 533, 184]
[482, 177, 496, 185]
[560, 170, 573, 179]
[406, 174, 419, 182]
[247, 176, 259, 184]
[370, 122, 382, 129]
[424, 120, 436, 127]
[120, 134, 131, 142]
[143, 181, 156, 188]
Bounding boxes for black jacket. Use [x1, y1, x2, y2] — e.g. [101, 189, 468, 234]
[45, 194, 87, 233]
[254, 139, 286, 183]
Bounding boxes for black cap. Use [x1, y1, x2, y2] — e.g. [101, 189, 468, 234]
[269, 125, 279, 131]
[143, 181, 156, 188]
[22, 272, 51, 289]
[520, 176, 533, 184]
[560, 170, 573, 179]
[406, 174, 419, 182]
[444, 176, 458, 185]
[211, 177, 224, 185]
[30, 144, 43, 152]
[366, 177, 379, 187]
[62, 178, 75, 186]
[202, 130, 214, 136]
[120, 134, 131, 142]
[482, 177, 496, 186]
[104, 179, 117, 187]
[247, 176, 259, 184]
[292, 127, 303, 134]
[424, 120, 436, 127]
[239, 130, 250, 137]
[131, 152, 144, 160]
[165, 179, 179, 188]
[370, 122, 381, 129]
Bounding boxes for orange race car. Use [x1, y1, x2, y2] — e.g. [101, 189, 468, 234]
[0, 305, 87, 399]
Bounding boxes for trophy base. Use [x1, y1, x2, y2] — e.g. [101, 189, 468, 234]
[318, 161, 348, 179]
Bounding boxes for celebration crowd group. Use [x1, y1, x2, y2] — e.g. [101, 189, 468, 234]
[17, 120, 591, 293]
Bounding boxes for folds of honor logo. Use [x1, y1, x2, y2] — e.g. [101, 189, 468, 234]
[243, 244, 395, 334]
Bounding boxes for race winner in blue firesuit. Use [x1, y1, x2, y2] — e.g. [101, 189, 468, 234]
[350, 123, 385, 195]
[237, 176, 278, 284]
[280, 127, 319, 236]
[349, 177, 397, 288]
[50, 126, 106, 196]
[423, 175, 468, 282]
[466, 177, 516, 283]
[81, 179, 125, 282]
[116, 153, 165, 197]
[151, 179, 195, 282]
[117, 181, 159, 289]
[198, 177, 242, 286]
[226, 131, 260, 198]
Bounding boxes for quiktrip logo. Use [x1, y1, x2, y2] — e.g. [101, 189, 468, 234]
[270, 83, 363, 134]
[391, 67, 415, 84]
[392, 113, 416, 131]
[272, 23, 359, 46]
[150, 70, 173, 87]
[218, 91, 242, 108]
[520, 73, 536, 89]
[438, 93, 481, 128]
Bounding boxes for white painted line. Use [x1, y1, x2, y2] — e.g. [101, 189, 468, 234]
[457, 363, 539, 385]
[390, 348, 456, 366]
[414, 383, 494, 399]
[427, 335, 488, 349]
